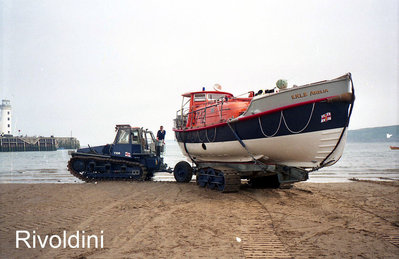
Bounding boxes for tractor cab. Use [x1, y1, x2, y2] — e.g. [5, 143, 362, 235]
[112, 125, 158, 158]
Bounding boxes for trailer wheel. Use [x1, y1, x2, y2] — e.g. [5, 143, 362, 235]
[174, 161, 193, 183]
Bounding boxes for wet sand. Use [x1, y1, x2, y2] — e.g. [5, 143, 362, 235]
[0, 180, 398, 258]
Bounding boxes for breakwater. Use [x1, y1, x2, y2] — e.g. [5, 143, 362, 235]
[55, 137, 80, 150]
[0, 136, 80, 152]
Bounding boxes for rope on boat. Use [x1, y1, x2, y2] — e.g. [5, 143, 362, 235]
[197, 130, 204, 143]
[183, 141, 198, 167]
[259, 110, 283, 138]
[226, 120, 268, 170]
[205, 127, 217, 142]
[282, 102, 315, 134]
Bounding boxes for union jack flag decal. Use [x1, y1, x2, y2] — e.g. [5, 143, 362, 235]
[321, 112, 332, 123]
[125, 152, 131, 157]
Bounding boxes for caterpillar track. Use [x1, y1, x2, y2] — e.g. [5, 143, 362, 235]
[66, 125, 167, 183]
[196, 168, 241, 193]
[68, 155, 148, 182]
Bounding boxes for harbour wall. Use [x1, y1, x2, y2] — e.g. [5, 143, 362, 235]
[0, 136, 80, 152]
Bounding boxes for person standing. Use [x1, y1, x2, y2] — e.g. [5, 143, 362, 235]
[156, 126, 166, 156]
[157, 126, 166, 142]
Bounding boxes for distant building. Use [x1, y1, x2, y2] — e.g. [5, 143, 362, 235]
[0, 100, 12, 135]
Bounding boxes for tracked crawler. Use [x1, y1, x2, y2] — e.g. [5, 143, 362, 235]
[68, 125, 170, 182]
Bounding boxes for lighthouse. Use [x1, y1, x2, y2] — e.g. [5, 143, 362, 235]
[0, 100, 12, 136]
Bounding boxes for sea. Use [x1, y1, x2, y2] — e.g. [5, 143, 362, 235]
[0, 141, 398, 184]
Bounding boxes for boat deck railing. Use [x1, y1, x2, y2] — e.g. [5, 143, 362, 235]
[174, 99, 229, 130]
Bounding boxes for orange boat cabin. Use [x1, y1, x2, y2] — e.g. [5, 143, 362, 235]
[175, 91, 253, 130]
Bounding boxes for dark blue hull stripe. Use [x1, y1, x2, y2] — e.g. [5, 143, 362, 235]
[175, 102, 350, 144]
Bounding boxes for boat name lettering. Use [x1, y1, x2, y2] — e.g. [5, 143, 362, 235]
[291, 89, 328, 99]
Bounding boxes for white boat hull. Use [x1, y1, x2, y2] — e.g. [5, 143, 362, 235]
[179, 128, 347, 168]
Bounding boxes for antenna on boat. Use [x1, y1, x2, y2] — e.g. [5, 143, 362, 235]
[213, 84, 222, 91]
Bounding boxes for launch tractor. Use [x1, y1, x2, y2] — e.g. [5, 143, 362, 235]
[68, 125, 177, 182]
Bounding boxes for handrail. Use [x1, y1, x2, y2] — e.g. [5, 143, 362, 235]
[174, 94, 253, 130]
[175, 99, 228, 130]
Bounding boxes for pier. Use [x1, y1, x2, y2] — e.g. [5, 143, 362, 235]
[55, 137, 80, 150]
[0, 136, 80, 152]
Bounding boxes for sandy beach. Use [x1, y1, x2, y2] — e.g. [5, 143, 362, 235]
[0, 180, 398, 258]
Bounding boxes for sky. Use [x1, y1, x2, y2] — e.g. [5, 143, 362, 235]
[1, 0, 398, 145]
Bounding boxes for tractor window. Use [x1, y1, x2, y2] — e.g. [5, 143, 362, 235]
[116, 129, 130, 144]
[131, 130, 140, 144]
[145, 132, 154, 145]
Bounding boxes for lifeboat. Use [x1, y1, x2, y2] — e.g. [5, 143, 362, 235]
[173, 73, 355, 185]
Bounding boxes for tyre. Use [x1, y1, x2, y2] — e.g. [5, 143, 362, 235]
[173, 161, 193, 183]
